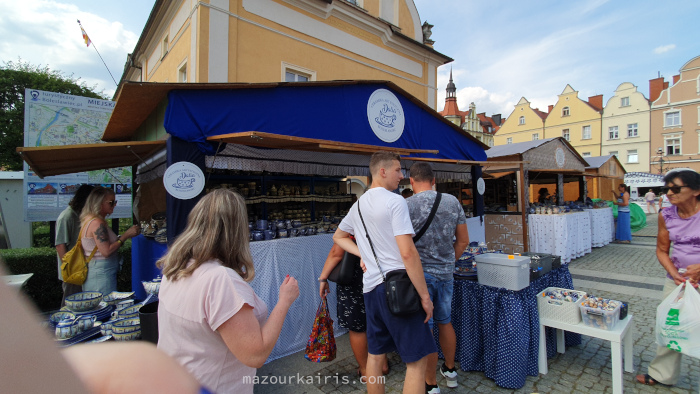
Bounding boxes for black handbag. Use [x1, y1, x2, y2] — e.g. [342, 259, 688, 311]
[327, 251, 360, 285]
[358, 198, 421, 315]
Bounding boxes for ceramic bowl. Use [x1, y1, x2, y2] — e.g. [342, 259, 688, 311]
[65, 291, 103, 312]
[111, 318, 141, 334]
[103, 291, 135, 305]
[50, 311, 77, 325]
[112, 329, 141, 341]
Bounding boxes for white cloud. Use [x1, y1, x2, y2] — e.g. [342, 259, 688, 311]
[653, 44, 676, 54]
[0, 0, 139, 97]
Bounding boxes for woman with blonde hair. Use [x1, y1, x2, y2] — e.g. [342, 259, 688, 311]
[156, 189, 299, 394]
[81, 186, 140, 296]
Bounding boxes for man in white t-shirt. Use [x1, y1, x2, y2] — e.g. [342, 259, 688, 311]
[334, 151, 435, 394]
[645, 189, 657, 214]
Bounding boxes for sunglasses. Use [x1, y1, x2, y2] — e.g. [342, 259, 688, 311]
[661, 186, 688, 194]
[106, 200, 118, 207]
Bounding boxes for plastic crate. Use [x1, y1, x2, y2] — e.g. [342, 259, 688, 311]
[475, 253, 531, 291]
[520, 252, 555, 276]
[537, 287, 587, 325]
[580, 303, 621, 330]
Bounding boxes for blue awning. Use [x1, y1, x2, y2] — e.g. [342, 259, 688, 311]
[163, 82, 487, 161]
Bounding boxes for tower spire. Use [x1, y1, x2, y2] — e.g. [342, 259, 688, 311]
[446, 67, 456, 98]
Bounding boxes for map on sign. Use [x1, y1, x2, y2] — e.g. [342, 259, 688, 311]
[23, 89, 133, 222]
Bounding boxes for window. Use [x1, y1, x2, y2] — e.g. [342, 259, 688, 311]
[282, 62, 316, 82]
[532, 133, 539, 141]
[620, 97, 630, 107]
[562, 129, 570, 141]
[665, 133, 682, 155]
[562, 106, 570, 116]
[519, 116, 525, 125]
[178, 62, 187, 82]
[506, 137, 513, 144]
[627, 149, 638, 163]
[627, 123, 638, 137]
[582, 152, 591, 157]
[608, 126, 619, 140]
[161, 35, 169, 59]
[582, 125, 591, 139]
[664, 111, 681, 127]
[609, 151, 618, 157]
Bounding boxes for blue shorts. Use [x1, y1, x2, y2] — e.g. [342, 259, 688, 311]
[363, 282, 437, 363]
[424, 273, 454, 329]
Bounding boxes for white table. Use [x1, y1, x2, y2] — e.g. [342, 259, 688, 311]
[538, 315, 634, 394]
[585, 208, 614, 247]
[528, 212, 592, 263]
[2, 273, 33, 290]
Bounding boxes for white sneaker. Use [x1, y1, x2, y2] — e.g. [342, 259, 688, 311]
[440, 364, 458, 388]
[426, 383, 441, 394]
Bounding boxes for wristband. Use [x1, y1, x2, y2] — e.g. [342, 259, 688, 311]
[117, 238, 124, 246]
[318, 278, 327, 283]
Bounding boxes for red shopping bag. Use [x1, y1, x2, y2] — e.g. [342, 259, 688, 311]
[304, 297, 336, 362]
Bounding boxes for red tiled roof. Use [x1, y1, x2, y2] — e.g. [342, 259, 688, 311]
[533, 108, 548, 120]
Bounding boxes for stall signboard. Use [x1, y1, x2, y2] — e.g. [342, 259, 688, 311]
[366, 88, 405, 143]
[22, 89, 132, 222]
[163, 162, 205, 200]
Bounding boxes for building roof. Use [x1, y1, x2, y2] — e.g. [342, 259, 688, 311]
[584, 155, 613, 169]
[486, 138, 553, 158]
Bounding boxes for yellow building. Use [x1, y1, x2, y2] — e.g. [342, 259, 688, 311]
[543, 85, 603, 158]
[120, 0, 451, 109]
[493, 97, 547, 145]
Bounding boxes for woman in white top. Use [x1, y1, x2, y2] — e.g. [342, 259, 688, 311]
[658, 192, 673, 211]
[157, 189, 299, 394]
[80, 187, 140, 296]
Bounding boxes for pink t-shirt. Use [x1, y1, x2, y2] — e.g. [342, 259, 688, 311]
[157, 260, 268, 394]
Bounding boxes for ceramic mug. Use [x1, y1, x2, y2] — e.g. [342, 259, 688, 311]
[116, 299, 135, 311]
[264, 229, 276, 240]
[277, 229, 288, 238]
[77, 315, 97, 331]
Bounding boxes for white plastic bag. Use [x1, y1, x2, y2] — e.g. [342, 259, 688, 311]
[656, 280, 700, 357]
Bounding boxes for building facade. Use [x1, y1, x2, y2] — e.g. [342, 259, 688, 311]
[493, 97, 547, 145]
[120, 0, 451, 109]
[650, 55, 700, 174]
[543, 85, 603, 158]
[601, 82, 651, 173]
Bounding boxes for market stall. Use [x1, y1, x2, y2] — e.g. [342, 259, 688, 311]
[19, 81, 490, 360]
[584, 155, 626, 200]
[482, 137, 590, 256]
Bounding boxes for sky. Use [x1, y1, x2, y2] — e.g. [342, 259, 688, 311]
[1, 0, 699, 117]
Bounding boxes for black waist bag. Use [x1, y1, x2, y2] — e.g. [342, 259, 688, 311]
[384, 269, 420, 315]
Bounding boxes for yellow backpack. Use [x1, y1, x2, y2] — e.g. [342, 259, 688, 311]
[60, 224, 98, 285]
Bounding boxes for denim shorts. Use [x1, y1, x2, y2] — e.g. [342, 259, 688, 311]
[363, 282, 437, 363]
[424, 273, 454, 328]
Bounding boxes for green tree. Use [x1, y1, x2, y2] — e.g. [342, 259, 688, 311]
[0, 59, 108, 171]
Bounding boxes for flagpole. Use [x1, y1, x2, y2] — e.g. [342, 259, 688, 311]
[77, 19, 118, 87]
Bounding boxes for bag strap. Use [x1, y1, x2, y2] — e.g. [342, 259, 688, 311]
[412, 192, 441, 244]
[357, 197, 385, 282]
[78, 221, 99, 263]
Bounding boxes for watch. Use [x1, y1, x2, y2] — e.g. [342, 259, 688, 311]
[318, 278, 328, 282]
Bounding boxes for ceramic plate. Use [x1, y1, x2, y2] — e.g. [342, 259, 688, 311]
[61, 301, 109, 315]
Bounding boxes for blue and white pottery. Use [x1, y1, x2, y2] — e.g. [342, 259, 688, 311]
[277, 229, 288, 238]
[103, 291, 135, 305]
[77, 315, 97, 331]
[251, 230, 264, 241]
[64, 291, 103, 312]
[111, 317, 141, 334]
[112, 329, 141, 341]
[115, 299, 135, 311]
[291, 220, 302, 228]
[55, 317, 80, 339]
[263, 229, 276, 240]
[255, 220, 268, 231]
[50, 311, 76, 325]
[111, 304, 142, 320]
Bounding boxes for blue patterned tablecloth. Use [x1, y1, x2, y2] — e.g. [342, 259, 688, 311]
[248, 234, 347, 362]
[442, 266, 581, 389]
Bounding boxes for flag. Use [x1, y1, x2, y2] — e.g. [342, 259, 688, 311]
[80, 26, 91, 47]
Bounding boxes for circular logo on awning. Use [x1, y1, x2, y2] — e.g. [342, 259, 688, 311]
[555, 147, 566, 168]
[477, 177, 485, 195]
[164, 161, 205, 200]
[367, 89, 405, 143]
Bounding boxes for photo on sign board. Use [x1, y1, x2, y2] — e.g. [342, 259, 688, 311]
[58, 183, 82, 195]
[27, 182, 58, 194]
[115, 184, 132, 194]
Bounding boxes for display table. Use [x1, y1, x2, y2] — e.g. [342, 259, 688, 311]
[585, 208, 614, 247]
[447, 266, 581, 389]
[248, 234, 346, 362]
[131, 235, 167, 300]
[528, 212, 592, 263]
[539, 315, 634, 394]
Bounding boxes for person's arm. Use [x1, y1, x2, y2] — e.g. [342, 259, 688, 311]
[318, 244, 345, 298]
[90, 221, 140, 257]
[656, 214, 685, 285]
[56, 244, 68, 260]
[333, 229, 361, 257]
[395, 234, 433, 323]
[218, 275, 299, 368]
[658, 197, 663, 211]
[453, 223, 469, 261]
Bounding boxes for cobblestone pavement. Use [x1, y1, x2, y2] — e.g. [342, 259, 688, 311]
[256, 213, 699, 393]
